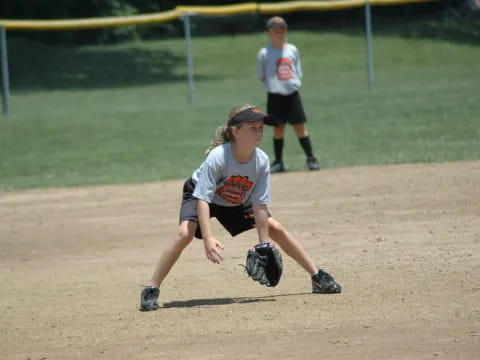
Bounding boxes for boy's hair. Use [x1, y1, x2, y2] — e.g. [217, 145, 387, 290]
[266, 16, 287, 30]
[205, 104, 256, 156]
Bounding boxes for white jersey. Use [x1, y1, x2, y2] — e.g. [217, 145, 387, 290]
[257, 43, 302, 95]
[191, 143, 271, 207]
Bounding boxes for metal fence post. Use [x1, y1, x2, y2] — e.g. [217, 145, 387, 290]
[365, 0, 374, 92]
[182, 13, 195, 105]
[1, 26, 10, 119]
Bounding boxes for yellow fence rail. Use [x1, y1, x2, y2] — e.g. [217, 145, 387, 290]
[0, 0, 440, 117]
[0, 0, 438, 31]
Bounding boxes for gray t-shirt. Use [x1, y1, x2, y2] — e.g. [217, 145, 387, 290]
[191, 143, 271, 207]
[257, 43, 302, 95]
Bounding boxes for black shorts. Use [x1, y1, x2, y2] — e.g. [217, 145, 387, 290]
[267, 91, 307, 125]
[179, 178, 270, 239]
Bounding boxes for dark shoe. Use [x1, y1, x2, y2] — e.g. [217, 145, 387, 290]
[307, 157, 321, 171]
[312, 269, 342, 294]
[140, 286, 159, 311]
[270, 160, 285, 173]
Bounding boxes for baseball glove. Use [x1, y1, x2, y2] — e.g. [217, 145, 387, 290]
[245, 242, 283, 287]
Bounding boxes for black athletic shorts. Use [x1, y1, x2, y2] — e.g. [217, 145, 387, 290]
[267, 91, 307, 125]
[179, 178, 270, 239]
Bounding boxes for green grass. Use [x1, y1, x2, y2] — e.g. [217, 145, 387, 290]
[1, 26, 479, 191]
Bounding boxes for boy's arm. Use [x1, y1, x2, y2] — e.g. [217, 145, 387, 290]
[253, 204, 269, 243]
[294, 47, 303, 78]
[256, 49, 266, 82]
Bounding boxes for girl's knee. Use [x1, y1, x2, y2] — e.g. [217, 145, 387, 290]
[268, 218, 285, 237]
[173, 225, 195, 249]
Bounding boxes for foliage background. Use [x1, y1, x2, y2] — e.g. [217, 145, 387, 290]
[2, 1, 477, 43]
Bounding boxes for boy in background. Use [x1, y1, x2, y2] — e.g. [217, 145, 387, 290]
[257, 16, 321, 173]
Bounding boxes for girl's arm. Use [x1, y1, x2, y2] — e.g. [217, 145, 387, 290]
[253, 204, 269, 243]
[197, 199, 224, 264]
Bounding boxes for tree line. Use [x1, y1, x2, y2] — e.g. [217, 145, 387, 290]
[0, 0, 467, 44]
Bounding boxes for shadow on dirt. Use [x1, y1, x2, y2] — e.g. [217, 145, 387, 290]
[162, 292, 311, 308]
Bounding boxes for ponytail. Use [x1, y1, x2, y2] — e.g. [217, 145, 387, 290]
[204, 103, 256, 156]
[205, 125, 234, 156]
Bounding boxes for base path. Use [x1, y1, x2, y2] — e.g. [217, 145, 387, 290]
[1, 161, 479, 359]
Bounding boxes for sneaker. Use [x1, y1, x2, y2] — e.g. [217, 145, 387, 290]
[307, 157, 321, 171]
[312, 269, 342, 294]
[140, 285, 159, 311]
[270, 160, 285, 173]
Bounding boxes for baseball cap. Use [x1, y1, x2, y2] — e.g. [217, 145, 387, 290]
[229, 107, 278, 126]
[266, 16, 288, 30]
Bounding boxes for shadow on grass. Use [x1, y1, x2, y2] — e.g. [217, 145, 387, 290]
[292, 6, 480, 46]
[365, 19, 480, 46]
[8, 38, 220, 91]
[161, 292, 311, 308]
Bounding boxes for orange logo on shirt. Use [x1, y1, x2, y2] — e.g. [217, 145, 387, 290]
[276, 58, 294, 80]
[216, 175, 253, 204]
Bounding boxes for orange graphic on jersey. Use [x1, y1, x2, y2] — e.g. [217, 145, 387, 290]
[276, 58, 294, 80]
[216, 175, 253, 204]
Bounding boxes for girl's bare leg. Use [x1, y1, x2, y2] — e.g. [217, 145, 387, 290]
[149, 220, 197, 287]
[268, 217, 317, 275]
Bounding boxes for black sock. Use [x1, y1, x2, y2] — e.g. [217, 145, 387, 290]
[273, 138, 284, 162]
[298, 136, 314, 158]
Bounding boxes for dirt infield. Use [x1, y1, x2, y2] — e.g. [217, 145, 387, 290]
[1, 161, 479, 360]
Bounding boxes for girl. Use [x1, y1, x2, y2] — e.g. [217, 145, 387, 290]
[141, 104, 341, 311]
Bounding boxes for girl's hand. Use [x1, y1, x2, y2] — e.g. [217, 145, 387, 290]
[203, 237, 224, 264]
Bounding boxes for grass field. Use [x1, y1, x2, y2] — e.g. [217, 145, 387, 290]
[0, 23, 479, 190]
